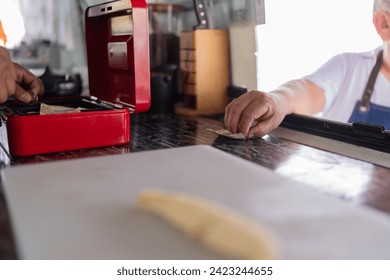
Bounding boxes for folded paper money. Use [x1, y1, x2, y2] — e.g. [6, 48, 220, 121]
[207, 128, 246, 140]
[40, 103, 82, 115]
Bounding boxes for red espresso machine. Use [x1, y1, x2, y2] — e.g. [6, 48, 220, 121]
[3, 0, 150, 157]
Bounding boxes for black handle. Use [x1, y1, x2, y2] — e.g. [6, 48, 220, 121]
[280, 114, 390, 153]
[352, 122, 385, 140]
[193, 0, 209, 30]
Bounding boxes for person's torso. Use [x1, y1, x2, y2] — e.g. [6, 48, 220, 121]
[322, 50, 390, 122]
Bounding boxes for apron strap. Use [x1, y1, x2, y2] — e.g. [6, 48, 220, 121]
[359, 50, 383, 112]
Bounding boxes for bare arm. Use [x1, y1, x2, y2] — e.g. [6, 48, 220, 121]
[224, 79, 325, 138]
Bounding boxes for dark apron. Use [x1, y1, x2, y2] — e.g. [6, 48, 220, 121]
[348, 50, 390, 129]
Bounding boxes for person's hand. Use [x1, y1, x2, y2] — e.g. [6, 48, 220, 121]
[224, 90, 291, 138]
[13, 63, 45, 103]
[0, 46, 44, 103]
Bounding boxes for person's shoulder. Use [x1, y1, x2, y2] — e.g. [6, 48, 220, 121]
[332, 48, 380, 63]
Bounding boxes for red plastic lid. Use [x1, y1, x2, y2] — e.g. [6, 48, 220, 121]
[85, 0, 150, 112]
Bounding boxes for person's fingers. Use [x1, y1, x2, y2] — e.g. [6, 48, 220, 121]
[226, 100, 246, 134]
[247, 116, 277, 137]
[237, 101, 270, 137]
[5, 77, 16, 97]
[224, 99, 241, 133]
[247, 101, 287, 138]
[225, 92, 259, 133]
[0, 83, 8, 103]
[224, 101, 232, 128]
[13, 84, 36, 103]
[31, 78, 44, 96]
[14, 63, 44, 96]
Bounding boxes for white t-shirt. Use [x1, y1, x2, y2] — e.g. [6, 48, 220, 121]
[304, 47, 390, 123]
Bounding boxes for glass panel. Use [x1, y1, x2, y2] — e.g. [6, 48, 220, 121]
[254, 0, 390, 133]
[256, 0, 380, 92]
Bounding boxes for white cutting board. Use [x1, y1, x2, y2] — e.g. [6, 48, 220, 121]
[2, 145, 390, 259]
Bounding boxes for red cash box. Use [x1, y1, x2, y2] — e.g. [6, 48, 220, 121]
[4, 0, 150, 157]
